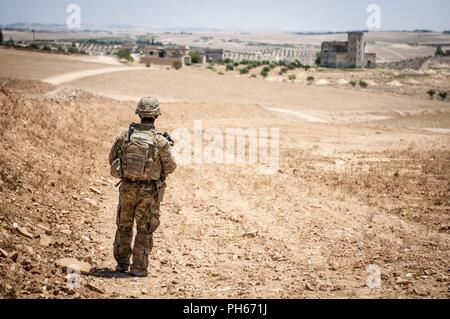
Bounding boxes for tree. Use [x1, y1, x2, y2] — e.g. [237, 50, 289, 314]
[117, 49, 134, 62]
[189, 51, 202, 64]
[435, 45, 445, 57]
[315, 52, 321, 66]
[0, 25, 3, 46]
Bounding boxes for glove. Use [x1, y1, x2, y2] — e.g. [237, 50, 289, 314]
[163, 132, 175, 147]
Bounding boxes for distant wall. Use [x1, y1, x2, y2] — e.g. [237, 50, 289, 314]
[140, 56, 180, 66]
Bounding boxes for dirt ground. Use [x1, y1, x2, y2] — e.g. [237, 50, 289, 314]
[0, 48, 449, 299]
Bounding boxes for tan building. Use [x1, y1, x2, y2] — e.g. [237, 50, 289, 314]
[321, 32, 376, 68]
[140, 46, 191, 66]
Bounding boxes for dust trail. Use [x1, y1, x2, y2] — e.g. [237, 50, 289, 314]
[43, 66, 148, 85]
[266, 107, 330, 123]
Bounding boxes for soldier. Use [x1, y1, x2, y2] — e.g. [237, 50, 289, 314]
[109, 97, 177, 277]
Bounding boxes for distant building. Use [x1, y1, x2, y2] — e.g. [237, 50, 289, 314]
[140, 45, 191, 66]
[321, 32, 376, 68]
[122, 40, 136, 51]
[203, 49, 224, 63]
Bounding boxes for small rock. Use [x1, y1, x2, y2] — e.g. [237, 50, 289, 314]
[36, 223, 52, 233]
[39, 234, 53, 247]
[396, 278, 411, 285]
[55, 258, 92, 275]
[305, 283, 315, 291]
[84, 198, 97, 206]
[60, 229, 72, 236]
[160, 259, 168, 265]
[10, 251, 19, 262]
[86, 283, 105, 294]
[17, 227, 34, 239]
[0, 248, 8, 258]
[242, 230, 258, 238]
[89, 187, 102, 195]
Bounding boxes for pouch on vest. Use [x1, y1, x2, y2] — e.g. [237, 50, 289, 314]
[121, 129, 160, 181]
[110, 158, 123, 179]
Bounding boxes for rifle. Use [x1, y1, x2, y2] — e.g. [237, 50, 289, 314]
[163, 132, 175, 147]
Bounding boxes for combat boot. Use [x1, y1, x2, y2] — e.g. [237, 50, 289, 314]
[115, 265, 129, 273]
[129, 269, 148, 277]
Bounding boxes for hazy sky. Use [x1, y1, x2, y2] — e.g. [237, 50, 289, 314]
[1, 0, 449, 31]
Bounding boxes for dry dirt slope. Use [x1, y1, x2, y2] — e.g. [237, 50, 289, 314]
[0, 78, 449, 299]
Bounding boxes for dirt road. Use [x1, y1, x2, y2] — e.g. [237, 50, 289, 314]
[43, 66, 148, 85]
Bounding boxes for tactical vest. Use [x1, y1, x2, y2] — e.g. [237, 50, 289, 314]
[120, 125, 160, 181]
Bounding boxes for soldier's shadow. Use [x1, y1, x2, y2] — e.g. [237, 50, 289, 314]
[89, 267, 130, 279]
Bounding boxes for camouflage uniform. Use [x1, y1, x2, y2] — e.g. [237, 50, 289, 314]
[109, 98, 177, 276]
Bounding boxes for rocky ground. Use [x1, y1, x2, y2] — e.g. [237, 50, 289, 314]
[0, 76, 449, 299]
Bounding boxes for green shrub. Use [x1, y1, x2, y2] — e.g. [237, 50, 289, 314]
[427, 89, 436, 99]
[226, 64, 234, 71]
[350, 80, 357, 87]
[262, 66, 271, 73]
[251, 74, 257, 78]
[279, 67, 288, 75]
[438, 91, 448, 101]
[288, 74, 296, 81]
[304, 65, 310, 71]
[240, 67, 250, 74]
[218, 72, 224, 75]
[359, 80, 368, 88]
[260, 70, 269, 78]
[233, 62, 240, 67]
[28, 43, 39, 50]
[288, 63, 296, 70]
[172, 60, 183, 70]
[307, 76, 315, 82]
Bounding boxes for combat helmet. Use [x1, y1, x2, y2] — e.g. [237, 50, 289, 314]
[135, 97, 161, 118]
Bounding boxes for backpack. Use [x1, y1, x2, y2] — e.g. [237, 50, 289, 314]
[120, 124, 160, 181]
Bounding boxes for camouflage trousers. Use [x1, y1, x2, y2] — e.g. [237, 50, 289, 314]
[113, 181, 161, 273]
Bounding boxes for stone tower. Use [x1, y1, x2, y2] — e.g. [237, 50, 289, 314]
[347, 32, 365, 68]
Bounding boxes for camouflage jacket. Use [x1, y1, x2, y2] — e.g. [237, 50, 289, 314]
[109, 123, 177, 180]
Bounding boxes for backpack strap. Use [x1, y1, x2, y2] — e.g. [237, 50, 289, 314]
[127, 123, 137, 142]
